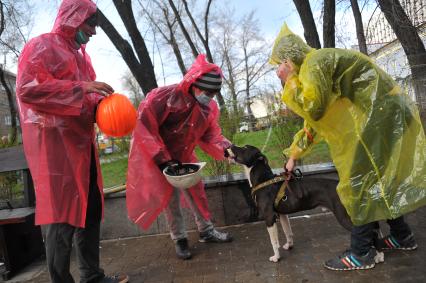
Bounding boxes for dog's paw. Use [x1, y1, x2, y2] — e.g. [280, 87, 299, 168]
[269, 255, 280, 262]
[283, 242, 293, 250]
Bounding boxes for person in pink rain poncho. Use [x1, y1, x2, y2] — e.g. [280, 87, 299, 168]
[127, 54, 233, 260]
[15, 0, 128, 282]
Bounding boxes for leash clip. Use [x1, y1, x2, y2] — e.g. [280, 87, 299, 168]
[293, 168, 303, 180]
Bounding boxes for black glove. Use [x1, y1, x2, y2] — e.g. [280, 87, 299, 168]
[159, 160, 181, 172]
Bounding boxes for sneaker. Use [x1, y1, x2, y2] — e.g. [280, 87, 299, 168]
[100, 274, 129, 283]
[199, 228, 233, 243]
[376, 234, 418, 251]
[324, 248, 384, 271]
[175, 238, 192, 260]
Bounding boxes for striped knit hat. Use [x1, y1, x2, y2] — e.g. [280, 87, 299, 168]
[193, 71, 222, 92]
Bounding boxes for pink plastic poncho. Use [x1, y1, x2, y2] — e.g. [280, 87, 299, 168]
[15, 0, 104, 227]
[127, 55, 231, 230]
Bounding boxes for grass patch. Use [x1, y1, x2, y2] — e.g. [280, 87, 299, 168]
[101, 127, 332, 187]
[101, 158, 128, 188]
[196, 127, 331, 175]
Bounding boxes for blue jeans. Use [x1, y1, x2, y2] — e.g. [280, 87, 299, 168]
[350, 216, 412, 256]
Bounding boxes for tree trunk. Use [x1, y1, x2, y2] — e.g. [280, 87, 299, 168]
[323, 0, 335, 48]
[350, 0, 368, 54]
[223, 52, 238, 114]
[0, 66, 17, 144]
[292, 0, 321, 49]
[98, 7, 157, 95]
[243, 47, 255, 131]
[377, 0, 426, 130]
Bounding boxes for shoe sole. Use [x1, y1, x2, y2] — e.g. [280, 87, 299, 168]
[324, 251, 384, 271]
[381, 244, 418, 251]
[324, 263, 376, 271]
[177, 254, 192, 260]
[198, 239, 233, 243]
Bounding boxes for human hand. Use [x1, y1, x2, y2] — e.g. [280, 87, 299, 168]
[276, 59, 295, 84]
[83, 81, 114, 96]
[285, 157, 296, 172]
[224, 146, 236, 164]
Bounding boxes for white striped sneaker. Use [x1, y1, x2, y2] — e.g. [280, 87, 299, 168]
[324, 248, 384, 271]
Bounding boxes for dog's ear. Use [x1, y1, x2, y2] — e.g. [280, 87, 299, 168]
[248, 152, 267, 167]
[263, 155, 269, 165]
[257, 154, 269, 165]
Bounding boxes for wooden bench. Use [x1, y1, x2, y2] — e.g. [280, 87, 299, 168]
[0, 145, 44, 280]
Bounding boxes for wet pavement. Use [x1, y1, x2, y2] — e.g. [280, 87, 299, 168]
[8, 206, 426, 283]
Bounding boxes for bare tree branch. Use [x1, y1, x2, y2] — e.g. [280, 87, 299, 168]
[168, 0, 199, 58]
[181, 0, 213, 62]
[139, 0, 187, 75]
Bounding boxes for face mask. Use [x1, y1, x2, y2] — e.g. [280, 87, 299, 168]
[196, 93, 212, 106]
[75, 30, 89, 45]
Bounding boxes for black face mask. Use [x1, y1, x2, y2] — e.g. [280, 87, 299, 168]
[75, 30, 89, 45]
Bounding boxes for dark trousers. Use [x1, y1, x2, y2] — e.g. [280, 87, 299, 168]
[45, 148, 104, 283]
[351, 216, 412, 256]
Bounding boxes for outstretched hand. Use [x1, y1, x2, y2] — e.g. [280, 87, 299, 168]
[285, 157, 296, 172]
[83, 81, 114, 96]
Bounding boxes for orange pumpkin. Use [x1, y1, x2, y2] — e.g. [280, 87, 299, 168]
[96, 93, 137, 137]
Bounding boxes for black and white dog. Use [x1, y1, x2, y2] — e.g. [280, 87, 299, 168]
[228, 144, 352, 262]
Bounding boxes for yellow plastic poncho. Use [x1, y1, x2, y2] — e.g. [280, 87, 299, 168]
[270, 24, 426, 226]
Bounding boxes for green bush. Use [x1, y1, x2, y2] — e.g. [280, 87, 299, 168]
[0, 171, 24, 205]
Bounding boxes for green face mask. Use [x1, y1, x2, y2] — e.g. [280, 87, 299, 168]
[75, 30, 89, 45]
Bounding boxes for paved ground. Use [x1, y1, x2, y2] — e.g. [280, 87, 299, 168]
[8, 206, 426, 283]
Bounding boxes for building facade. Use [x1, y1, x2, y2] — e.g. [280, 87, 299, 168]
[366, 0, 426, 103]
[366, 0, 425, 45]
[0, 69, 18, 141]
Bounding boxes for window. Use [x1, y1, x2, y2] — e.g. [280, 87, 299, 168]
[4, 115, 11, 126]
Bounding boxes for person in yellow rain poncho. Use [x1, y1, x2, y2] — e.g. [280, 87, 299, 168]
[270, 23, 426, 271]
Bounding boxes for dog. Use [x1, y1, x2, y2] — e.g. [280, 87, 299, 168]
[228, 144, 352, 262]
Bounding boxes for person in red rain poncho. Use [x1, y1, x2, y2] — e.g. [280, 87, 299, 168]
[127, 54, 233, 260]
[15, 1, 128, 282]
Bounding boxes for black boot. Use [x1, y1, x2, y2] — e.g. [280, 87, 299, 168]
[175, 238, 192, 260]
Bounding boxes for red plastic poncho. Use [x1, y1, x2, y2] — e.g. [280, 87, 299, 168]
[15, 0, 104, 228]
[126, 55, 231, 230]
